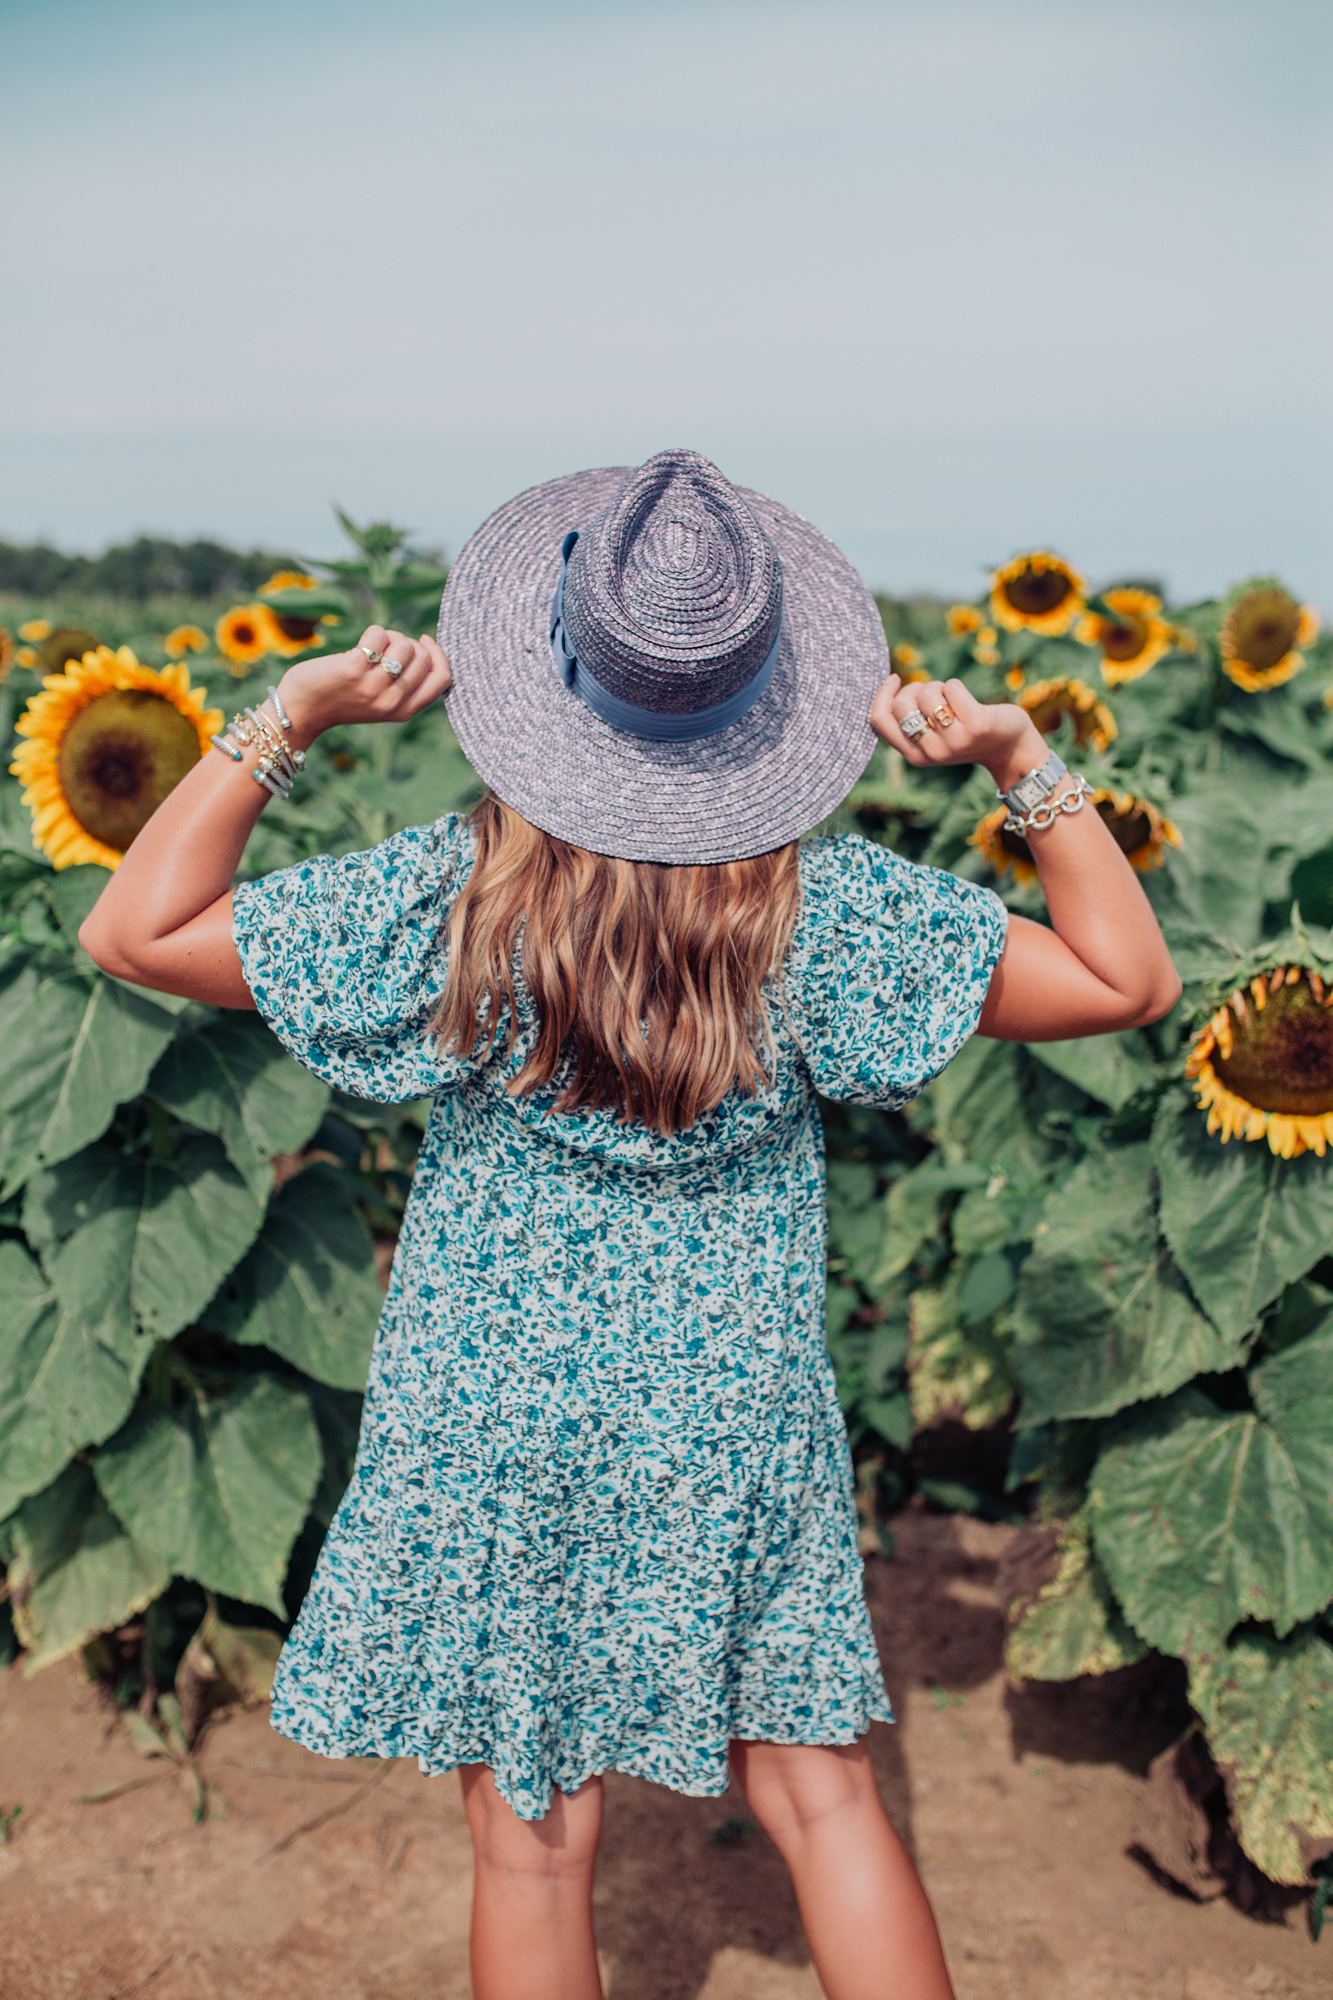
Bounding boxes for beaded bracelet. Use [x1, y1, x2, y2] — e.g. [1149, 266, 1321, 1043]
[209, 694, 306, 800]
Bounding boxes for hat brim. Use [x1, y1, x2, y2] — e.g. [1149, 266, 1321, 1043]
[437, 465, 887, 863]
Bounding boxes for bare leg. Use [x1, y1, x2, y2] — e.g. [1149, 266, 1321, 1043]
[730, 1738, 955, 2000]
[459, 1764, 604, 2000]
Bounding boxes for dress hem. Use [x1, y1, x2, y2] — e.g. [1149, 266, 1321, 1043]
[268, 1694, 896, 1822]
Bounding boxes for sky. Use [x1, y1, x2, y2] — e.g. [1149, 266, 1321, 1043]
[1, 0, 1330, 603]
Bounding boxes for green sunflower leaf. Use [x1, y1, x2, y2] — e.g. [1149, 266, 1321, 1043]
[200, 1164, 381, 1391]
[0, 1240, 150, 1520]
[1025, 1030, 1156, 1112]
[1014, 1143, 1240, 1424]
[1089, 1364, 1333, 1658]
[1153, 1092, 1333, 1342]
[9, 1462, 169, 1672]
[23, 1135, 263, 1345]
[93, 1374, 322, 1617]
[0, 957, 178, 1199]
[1005, 1514, 1148, 1683]
[1188, 1627, 1333, 1886]
[147, 1014, 329, 1201]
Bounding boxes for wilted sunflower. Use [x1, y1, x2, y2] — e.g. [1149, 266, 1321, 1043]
[18, 618, 51, 642]
[1187, 964, 1333, 1158]
[990, 551, 1085, 637]
[947, 604, 984, 637]
[1076, 587, 1173, 686]
[968, 786, 1176, 888]
[164, 623, 210, 658]
[1018, 675, 1117, 753]
[216, 604, 279, 670]
[11, 646, 223, 871]
[1219, 579, 1320, 693]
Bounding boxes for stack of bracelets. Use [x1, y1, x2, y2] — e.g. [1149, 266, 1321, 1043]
[210, 685, 306, 799]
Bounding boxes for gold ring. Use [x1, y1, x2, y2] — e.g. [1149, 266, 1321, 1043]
[932, 703, 955, 728]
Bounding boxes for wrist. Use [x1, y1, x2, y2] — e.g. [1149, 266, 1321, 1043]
[984, 722, 1050, 794]
[271, 671, 321, 754]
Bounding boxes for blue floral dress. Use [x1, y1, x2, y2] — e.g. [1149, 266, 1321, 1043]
[232, 820, 1007, 1820]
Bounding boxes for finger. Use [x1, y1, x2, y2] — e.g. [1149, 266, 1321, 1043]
[869, 672, 902, 737]
[942, 676, 987, 725]
[377, 632, 420, 686]
[355, 623, 391, 662]
[398, 640, 452, 714]
[872, 679, 932, 763]
[417, 635, 453, 697]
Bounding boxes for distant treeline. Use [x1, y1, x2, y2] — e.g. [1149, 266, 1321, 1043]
[0, 535, 300, 603]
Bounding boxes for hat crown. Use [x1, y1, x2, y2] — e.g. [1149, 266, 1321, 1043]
[563, 449, 783, 716]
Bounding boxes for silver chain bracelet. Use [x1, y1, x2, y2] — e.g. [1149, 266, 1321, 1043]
[1004, 773, 1094, 837]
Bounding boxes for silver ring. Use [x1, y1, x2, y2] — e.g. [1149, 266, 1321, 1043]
[358, 643, 384, 665]
[378, 656, 406, 680]
[900, 708, 929, 739]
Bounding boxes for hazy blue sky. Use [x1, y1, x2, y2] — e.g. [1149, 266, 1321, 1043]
[2, 0, 1329, 601]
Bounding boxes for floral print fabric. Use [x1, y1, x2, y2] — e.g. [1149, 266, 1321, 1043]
[232, 820, 1007, 1819]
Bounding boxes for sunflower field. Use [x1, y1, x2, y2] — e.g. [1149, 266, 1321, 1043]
[1, 529, 1331, 1903]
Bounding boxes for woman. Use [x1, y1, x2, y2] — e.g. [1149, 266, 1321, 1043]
[82, 449, 1179, 2000]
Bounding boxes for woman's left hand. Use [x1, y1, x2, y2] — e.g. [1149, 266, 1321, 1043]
[274, 627, 453, 749]
[871, 672, 1048, 794]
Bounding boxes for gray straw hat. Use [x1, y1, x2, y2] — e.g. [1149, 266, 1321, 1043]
[437, 447, 888, 864]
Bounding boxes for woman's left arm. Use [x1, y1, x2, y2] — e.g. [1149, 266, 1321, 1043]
[78, 629, 452, 1005]
[870, 672, 1182, 1042]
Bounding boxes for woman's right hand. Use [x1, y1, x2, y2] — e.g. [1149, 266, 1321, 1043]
[870, 672, 1049, 793]
[274, 627, 453, 750]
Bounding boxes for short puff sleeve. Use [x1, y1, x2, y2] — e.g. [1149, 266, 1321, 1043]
[786, 835, 1008, 1109]
[232, 816, 478, 1102]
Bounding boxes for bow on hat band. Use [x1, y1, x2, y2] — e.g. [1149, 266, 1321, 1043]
[550, 532, 782, 743]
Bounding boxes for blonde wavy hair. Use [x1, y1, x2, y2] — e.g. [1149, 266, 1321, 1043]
[433, 795, 802, 1136]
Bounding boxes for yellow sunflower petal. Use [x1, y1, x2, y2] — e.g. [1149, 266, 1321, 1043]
[8, 645, 221, 870]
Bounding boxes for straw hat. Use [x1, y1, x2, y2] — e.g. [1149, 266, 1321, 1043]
[437, 447, 887, 863]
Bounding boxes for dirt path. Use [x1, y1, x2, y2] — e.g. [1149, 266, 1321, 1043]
[1, 1509, 1325, 2000]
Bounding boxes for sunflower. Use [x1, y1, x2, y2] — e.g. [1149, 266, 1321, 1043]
[37, 627, 101, 673]
[968, 786, 1177, 888]
[1004, 665, 1025, 692]
[1076, 587, 1174, 686]
[257, 570, 326, 656]
[164, 623, 210, 658]
[969, 805, 1042, 888]
[11, 647, 223, 871]
[893, 641, 925, 678]
[990, 552, 1085, 637]
[1187, 965, 1333, 1158]
[947, 604, 984, 637]
[1018, 675, 1117, 753]
[215, 604, 279, 671]
[1218, 579, 1320, 693]
[18, 618, 51, 642]
[0, 628, 12, 679]
[976, 625, 1000, 666]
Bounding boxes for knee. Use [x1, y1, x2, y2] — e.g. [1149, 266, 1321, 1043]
[462, 1769, 602, 1883]
[732, 1741, 875, 1852]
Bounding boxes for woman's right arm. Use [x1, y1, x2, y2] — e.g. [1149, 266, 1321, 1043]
[870, 673, 1182, 1041]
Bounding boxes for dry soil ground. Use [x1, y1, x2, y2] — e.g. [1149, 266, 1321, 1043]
[1, 1509, 1327, 2000]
